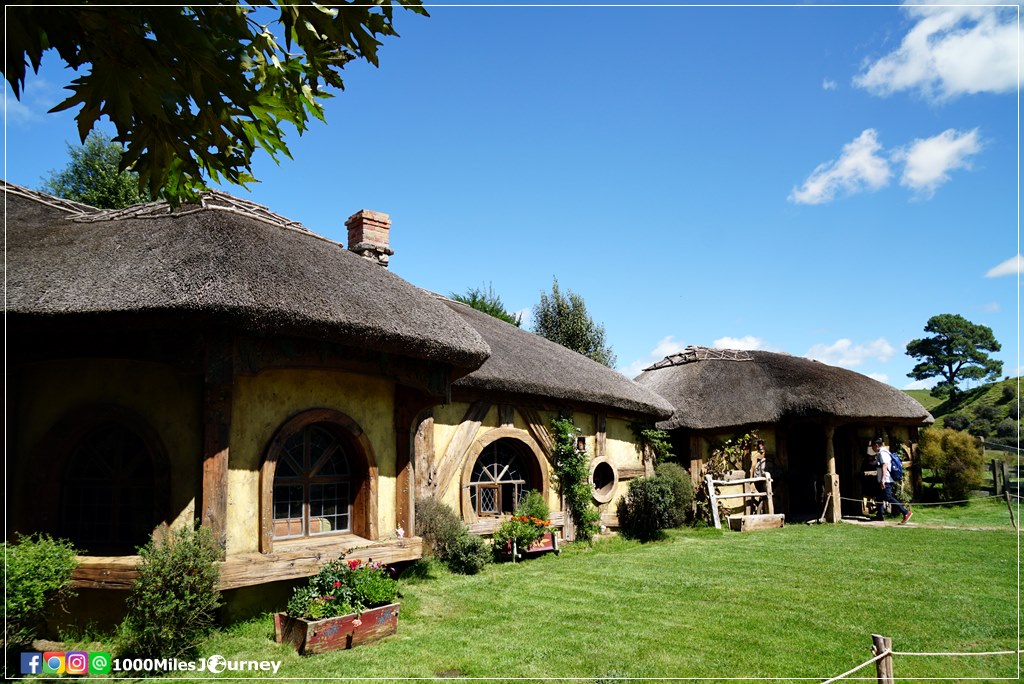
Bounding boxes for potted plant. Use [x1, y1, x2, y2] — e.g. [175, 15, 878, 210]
[274, 556, 399, 655]
[493, 491, 558, 561]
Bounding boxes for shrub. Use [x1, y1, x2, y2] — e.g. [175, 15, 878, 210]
[3, 534, 79, 647]
[968, 419, 992, 438]
[655, 462, 694, 528]
[1008, 402, 1021, 420]
[118, 525, 221, 659]
[974, 404, 999, 422]
[994, 418, 1018, 440]
[415, 496, 464, 560]
[414, 496, 491, 574]
[1000, 383, 1016, 403]
[919, 427, 985, 502]
[617, 476, 676, 541]
[515, 489, 550, 522]
[943, 413, 970, 431]
[493, 515, 549, 553]
[445, 533, 492, 575]
[286, 556, 397, 620]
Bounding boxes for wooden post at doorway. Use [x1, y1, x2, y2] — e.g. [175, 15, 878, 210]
[824, 424, 842, 523]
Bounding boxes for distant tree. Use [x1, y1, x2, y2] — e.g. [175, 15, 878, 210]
[532, 278, 616, 367]
[42, 131, 151, 209]
[451, 284, 521, 327]
[6, 3, 426, 203]
[906, 314, 1003, 400]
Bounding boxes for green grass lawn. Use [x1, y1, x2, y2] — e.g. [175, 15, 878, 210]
[180, 522, 1018, 681]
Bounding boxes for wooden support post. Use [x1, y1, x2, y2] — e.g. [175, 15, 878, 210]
[705, 474, 722, 529]
[824, 425, 841, 523]
[991, 459, 1003, 496]
[1006, 491, 1017, 530]
[202, 333, 233, 556]
[872, 634, 894, 684]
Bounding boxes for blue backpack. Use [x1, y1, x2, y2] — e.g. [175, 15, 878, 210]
[886, 450, 905, 483]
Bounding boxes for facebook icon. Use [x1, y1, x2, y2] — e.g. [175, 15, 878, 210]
[20, 652, 42, 675]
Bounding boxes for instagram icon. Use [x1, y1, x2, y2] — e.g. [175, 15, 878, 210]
[66, 651, 89, 675]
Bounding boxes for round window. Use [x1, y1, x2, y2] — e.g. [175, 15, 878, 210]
[590, 460, 617, 503]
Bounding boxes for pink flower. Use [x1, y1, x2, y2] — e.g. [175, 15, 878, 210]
[348, 560, 361, 570]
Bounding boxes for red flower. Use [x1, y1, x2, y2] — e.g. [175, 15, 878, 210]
[348, 560, 361, 570]
[333, 581, 341, 587]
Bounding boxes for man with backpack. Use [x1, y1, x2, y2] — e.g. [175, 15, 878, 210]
[871, 437, 912, 525]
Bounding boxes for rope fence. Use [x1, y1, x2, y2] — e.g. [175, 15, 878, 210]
[838, 493, 1007, 507]
[821, 635, 1022, 683]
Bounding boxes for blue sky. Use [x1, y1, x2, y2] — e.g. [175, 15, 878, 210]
[4, 2, 1019, 389]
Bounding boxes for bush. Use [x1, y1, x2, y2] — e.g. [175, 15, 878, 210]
[415, 496, 465, 560]
[943, 412, 970, 431]
[617, 476, 676, 541]
[1008, 402, 1021, 420]
[1000, 383, 1016, 403]
[118, 525, 221, 659]
[515, 489, 550, 522]
[974, 404, 999, 422]
[3, 534, 79, 647]
[919, 427, 985, 502]
[414, 497, 491, 574]
[445, 534, 492, 575]
[968, 419, 992, 438]
[994, 418, 1018, 440]
[655, 462, 694, 528]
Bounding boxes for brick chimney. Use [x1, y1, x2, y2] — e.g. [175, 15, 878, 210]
[345, 209, 394, 268]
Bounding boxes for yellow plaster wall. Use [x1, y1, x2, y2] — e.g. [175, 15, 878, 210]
[429, 406, 655, 522]
[14, 359, 201, 530]
[228, 369, 396, 555]
[602, 417, 646, 511]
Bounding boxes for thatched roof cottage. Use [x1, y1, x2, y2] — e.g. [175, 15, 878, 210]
[636, 346, 933, 521]
[419, 298, 673, 537]
[5, 181, 671, 623]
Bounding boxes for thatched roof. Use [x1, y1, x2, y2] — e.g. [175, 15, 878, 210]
[636, 346, 933, 430]
[443, 298, 673, 418]
[4, 182, 490, 368]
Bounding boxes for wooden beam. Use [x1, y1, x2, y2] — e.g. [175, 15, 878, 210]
[519, 406, 554, 461]
[595, 413, 607, 459]
[434, 401, 490, 499]
[395, 388, 435, 537]
[413, 410, 435, 499]
[71, 537, 425, 591]
[202, 332, 233, 554]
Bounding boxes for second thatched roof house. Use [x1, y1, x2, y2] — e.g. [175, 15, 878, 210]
[636, 346, 933, 522]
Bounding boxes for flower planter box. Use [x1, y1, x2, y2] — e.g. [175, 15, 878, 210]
[499, 531, 559, 562]
[274, 603, 400, 655]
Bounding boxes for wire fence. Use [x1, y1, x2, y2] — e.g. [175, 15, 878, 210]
[821, 635, 1022, 683]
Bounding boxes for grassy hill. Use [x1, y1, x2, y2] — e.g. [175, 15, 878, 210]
[904, 378, 1019, 448]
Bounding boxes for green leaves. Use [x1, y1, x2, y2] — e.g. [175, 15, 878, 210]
[451, 284, 523, 327]
[906, 313, 1003, 399]
[532, 277, 617, 367]
[6, 2, 427, 204]
[42, 131, 152, 208]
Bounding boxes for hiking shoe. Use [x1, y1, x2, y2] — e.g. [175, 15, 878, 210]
[900, 510, 913, 525]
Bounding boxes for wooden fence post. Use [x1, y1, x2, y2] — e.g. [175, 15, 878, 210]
[991, 459, 1004, 496]
[1006, 491, 1017, 530]
[872, 634, 893, 684]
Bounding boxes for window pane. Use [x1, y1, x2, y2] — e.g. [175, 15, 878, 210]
[310, 483, 349, 534]
[273, 483, 305, 538]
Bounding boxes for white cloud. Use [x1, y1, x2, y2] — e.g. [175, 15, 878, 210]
[805, 337, 896, 368]
[903, 377, 939, 391]
[619, 335, 689, 379]
[893, 128, 982, 196]
[985, 254, 1023, 277]
[822, 78, 838, 91]
[789, 129, 891, 205]
[854, 3, 1019, 102]
[981, 302, 1001, 313]
[867, 372, 890, 383]
[713, 335, 767, 351]
[514, 308, 533, 329]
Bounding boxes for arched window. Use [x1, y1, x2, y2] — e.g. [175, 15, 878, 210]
[469, 439, 536, 516]
[261, 409, 377, 552]
[272, 425, 352, 539]
[51, 410, 167, 556]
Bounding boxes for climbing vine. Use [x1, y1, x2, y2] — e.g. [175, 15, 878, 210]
[630, 423, 674, 463]
[551, 416, 601, 542]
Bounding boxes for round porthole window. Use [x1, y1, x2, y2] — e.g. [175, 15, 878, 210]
[590, 460, 617, 503]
